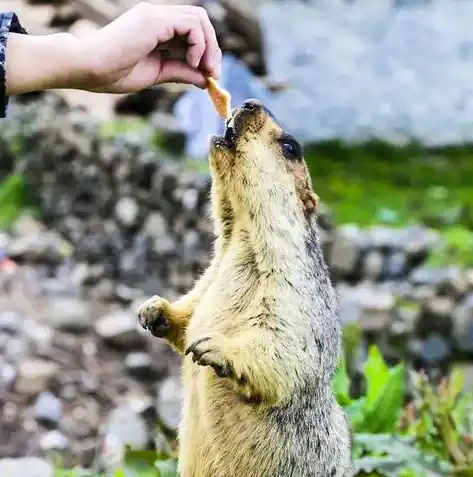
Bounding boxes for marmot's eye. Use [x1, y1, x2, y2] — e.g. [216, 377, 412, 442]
[279, 135, 302, 159]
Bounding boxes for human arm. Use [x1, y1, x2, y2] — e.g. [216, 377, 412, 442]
[2, 3, 222, 108]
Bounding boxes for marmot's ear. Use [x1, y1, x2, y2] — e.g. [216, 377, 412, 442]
[304, 191, 319, 216]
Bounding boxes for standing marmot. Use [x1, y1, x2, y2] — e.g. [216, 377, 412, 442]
[138, 99, 353, 477]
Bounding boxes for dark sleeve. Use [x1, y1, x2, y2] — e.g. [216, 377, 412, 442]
[0, 12, 27, 118]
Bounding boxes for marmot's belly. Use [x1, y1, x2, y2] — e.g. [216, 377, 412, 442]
[178, 366, 351, 477]
[178, 365, 278, 477]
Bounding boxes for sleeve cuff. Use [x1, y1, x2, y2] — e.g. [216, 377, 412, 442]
[0, 12, 27, 118]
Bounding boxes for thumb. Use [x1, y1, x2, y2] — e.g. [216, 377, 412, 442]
[157, 60, 207, 88]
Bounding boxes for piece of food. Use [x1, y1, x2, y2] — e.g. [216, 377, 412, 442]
[206, 75, 231, 120]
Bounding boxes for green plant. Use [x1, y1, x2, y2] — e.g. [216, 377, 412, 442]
[333, 344, 405, 434]
[400, 370, 473, 477]
[0, 172, 32, 229]
[426, 227, 473, 268]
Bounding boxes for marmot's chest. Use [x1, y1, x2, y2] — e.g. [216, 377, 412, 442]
[187, 256, 258, 338]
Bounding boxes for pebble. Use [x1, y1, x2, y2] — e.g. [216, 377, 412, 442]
[329, 225, 366, 277]
[125, 352, 156, 381]
[15, 359, 59, 396]
[115, 197, 141, 228]
[33, 391, 63, 427]
[95, 310, 146, 349]
[156, 375, 183, 431]
[452, 294, 473, 353]
[103, 405, 149, 450]
[0, 457, 53, 477]
[39, 430, 70, 452]
[0, 310, 22, 334]
[419, 296, 455, 335]
[362, 250, 384, 281]
[419, 334, 451, 366]
[47, 296, 93, 332]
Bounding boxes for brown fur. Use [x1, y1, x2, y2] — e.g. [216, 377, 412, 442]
[138, 99, 353, 477]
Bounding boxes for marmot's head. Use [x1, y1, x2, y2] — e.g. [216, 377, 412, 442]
[209, 99, 318, 223]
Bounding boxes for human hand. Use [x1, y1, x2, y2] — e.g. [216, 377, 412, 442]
[77, 3, 222, 93]
[5, 3, 222, 96]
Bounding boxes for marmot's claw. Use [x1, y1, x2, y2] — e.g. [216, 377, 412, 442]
[137, 295, 171, 338]
[185, 336, 234, 379]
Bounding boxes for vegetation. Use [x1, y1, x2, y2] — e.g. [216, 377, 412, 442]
[56, 322, 473, 477]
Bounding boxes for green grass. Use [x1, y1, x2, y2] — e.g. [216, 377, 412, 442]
[303, 139, 473, 228]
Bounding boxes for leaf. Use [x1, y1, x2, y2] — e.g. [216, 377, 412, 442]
[155, 458, 178, 477]
[124, 449, 161, 471]
[344, 399, 368, 431]
[332, 357, 352, 407]
[364, 345, 390, 405]
[354, 456, 406, 477]
[353, 433, 452, 477]
[444, 368, 465, 411]
[360, 364, 404, 433]
[0, 173, 27, 229]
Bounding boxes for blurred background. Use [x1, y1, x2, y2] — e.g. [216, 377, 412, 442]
[0, 0, 472, 476]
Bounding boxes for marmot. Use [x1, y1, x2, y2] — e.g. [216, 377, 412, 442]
[138, 99, 353, 477]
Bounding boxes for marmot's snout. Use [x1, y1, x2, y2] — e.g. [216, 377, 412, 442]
[222, 99, 269, 146]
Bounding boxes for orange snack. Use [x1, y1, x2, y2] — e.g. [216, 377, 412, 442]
[206, 75, 231, 120]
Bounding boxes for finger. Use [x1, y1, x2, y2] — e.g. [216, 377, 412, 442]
[157, 59, 207, 88]
[192, 7, 222, 79]
[171, 14, 206, 70]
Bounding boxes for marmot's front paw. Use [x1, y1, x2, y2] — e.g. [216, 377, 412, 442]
[137, 295, 171, 338]
[185, 336, 234, 378]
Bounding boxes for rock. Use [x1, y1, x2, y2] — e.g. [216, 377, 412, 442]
[95, 310, 145, 349]
[466, 268, 473, 290]
[392, 302, 422, 336]
[361, 250, 384, 281]
[115, 197, 141, 228]
[23, 320, 55, 352]
[452, 294, 473, 354]
[4, 336, 29, 361]
[15, 359, 59, 395]
[412, 333, 451, 367]
[338, 284, 395, 332]
[409, 285, 437, 304]
[33, 391, 63, 427]
[418, 296, 455, 336]
[150, 112, 186, 155]
[103, 405, 149, 450]
[143, 213, 168, 239]
[402, 226, 440, 260]
[437, 268, 469, 299]
[0, 310, 22, 334]
[39, 430, 70, 452]
[6, 231, 73, 264]
[385, 251, 408, 279]
[0, 360, 16, 388]
[12, 214, 45, 237]
[329, 225, 366, 278]
[46, 297, 93, 332]
[0, 458, 53, 477]
[156, 375, 183, 431]
[125, 352, 157, 381]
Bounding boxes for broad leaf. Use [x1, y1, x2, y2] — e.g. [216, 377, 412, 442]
[155, 458, 178, 477]
[364, 345, 390, 405]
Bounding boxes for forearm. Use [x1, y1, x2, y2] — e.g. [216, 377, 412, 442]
[5, 32, 89, 95]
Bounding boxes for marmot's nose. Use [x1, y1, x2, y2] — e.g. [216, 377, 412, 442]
[242, 99, 263, 111]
